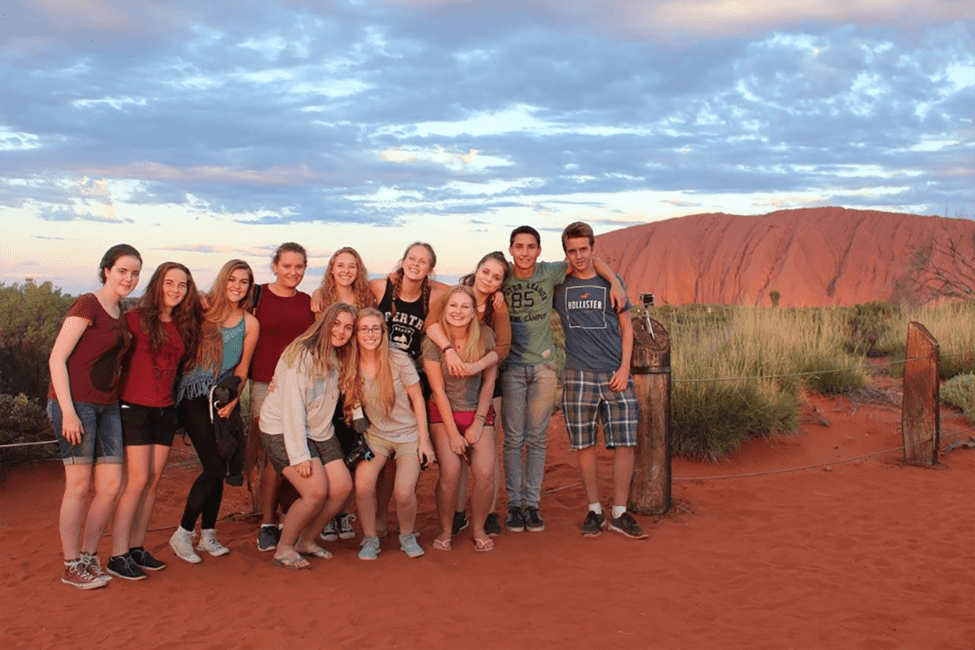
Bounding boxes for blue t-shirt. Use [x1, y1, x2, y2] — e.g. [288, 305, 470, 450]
[554, 274, 631, 373]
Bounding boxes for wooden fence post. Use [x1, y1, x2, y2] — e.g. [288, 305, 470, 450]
[629, 311, 671, 515]
[901, 321, 940, 465]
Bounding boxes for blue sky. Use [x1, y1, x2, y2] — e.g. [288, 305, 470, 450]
[1, 0, 973, 295]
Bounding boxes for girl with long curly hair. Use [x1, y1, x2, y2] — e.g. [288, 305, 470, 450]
[107, 262, 203, 580]
[169, 259, 259, 564]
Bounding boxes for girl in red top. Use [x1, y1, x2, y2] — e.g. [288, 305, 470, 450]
[106, 262, 203, 580]
[48, 244, 142, 589]
[251, 243, 315, 552]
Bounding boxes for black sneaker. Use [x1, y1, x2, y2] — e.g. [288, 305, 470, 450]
[505, 506, 525, 532]
[129, 547, 166, 571]
[581, 511, 606, 537]
[524, 506, 545, 532]
[608, 512, 649, 540]
[484, 512, 501, 537]
[106, 554, 148, 581]
[257, 525, 280, 552]
[451, 511, 468, 536]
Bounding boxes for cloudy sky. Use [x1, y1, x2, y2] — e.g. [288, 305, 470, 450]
[1, 0, 973, 295]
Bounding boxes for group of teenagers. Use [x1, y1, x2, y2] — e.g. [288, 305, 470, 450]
[48, 222, 648, 590]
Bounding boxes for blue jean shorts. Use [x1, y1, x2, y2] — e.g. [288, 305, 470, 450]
[47, 399, 124, 465]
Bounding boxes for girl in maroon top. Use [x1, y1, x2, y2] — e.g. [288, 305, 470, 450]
[107, 262, 203, 580]
[48, 244, 142, 589]
[251, 243, 315, 552]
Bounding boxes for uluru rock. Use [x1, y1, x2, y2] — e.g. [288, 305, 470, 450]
[596, 207, 975, 307]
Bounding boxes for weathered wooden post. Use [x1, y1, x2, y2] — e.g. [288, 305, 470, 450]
[901, 322, 940, 465]
[629, 310, 671, 515]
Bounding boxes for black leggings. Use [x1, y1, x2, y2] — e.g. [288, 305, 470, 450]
[178, 396, 226, 531]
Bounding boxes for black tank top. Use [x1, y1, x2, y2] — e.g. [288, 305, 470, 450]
[377, 278, 427, 362]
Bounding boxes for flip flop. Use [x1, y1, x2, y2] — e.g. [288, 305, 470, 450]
[298, 547, 333, 560]
[272, 555, 311, 570]
[432, 537, 452, 551]
[473, 536, 494, 553]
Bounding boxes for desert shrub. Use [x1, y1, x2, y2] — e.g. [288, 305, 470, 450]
[843, 302, 900, 357]
[941, 374, 975, 424]
[658, 305, 866, 459]
[0, 280, 73, 400]
[878, 301, 975, 379]
[0, 393, 58, 464]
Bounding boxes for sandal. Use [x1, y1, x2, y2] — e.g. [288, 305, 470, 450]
[297, 546, 333, 560]
[473, 536, 494, 553]
[271, 555, 312, 570]
[432, 537, 452, 551]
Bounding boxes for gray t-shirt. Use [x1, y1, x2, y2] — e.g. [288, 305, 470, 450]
[502, 260, 568, 366]
[361, 348, 420, 442]
[554, 274, 631, 373]
[421, 329, 496, 411]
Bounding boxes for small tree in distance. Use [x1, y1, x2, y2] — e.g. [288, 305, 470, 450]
[769, 290, 781, 307]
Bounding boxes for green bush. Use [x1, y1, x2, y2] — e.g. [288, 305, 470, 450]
[798, 351, 867, 394]
[878, 301, 975, 379]
[0, 280, 73, 400]
[843, 302, 900, 357]
[0, 393, 57, 464]
[941, 374, 975, 424]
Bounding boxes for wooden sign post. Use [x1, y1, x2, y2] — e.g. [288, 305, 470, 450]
[629, 311, 672, 515]
[901, 322, 940, 465]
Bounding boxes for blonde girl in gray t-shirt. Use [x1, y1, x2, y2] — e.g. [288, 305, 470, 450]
[349, 308, 434, 560]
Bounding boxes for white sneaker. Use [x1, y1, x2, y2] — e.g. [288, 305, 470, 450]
[197, 529, 230, 557]
[169, 527, 202, 564]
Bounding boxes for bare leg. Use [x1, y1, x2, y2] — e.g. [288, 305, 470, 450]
[260, 462, 281, 525]
[392, 451, 422, 536]
[354, 454, 388, 538]
[612, 447, 635, 509]
[430, 424, 461, 545]
[131, 444, 171, 548]
[577, 445, 600, 505]
[112, 445, 151, 555]
[297, 460, 352, 551]
[276, 461, 328, 561]
[60, 465, 93, 560]
[490, 396, 502, 512]
[81, 463, 123, 555]
[469, 426, 496, 542]
[375, 462, 396, 536]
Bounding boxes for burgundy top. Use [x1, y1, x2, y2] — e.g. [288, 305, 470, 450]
[249, 285, 314, 383]
[121, 311, 186, 407]
[48, 293, 133, 406]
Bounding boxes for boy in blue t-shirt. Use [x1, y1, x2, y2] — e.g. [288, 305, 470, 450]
[553, 221, 648, 539]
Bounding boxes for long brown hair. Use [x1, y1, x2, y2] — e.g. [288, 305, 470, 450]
[318, 247, 375, 310]
[459, 251, 510, 327]
[436, 285, 490, 363]
[192, 259, 254, 372]
[282, 303, 358, 395]
[135, 262, 204, 360]
[388, 242, 436, 319]
[346, 308, 395, 422]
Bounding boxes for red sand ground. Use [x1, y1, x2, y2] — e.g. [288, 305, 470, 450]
[2, 387, 973, 650]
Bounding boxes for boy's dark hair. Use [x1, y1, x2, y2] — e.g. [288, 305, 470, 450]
[561, 221, 595, 251]
[509, 225, 541, 247]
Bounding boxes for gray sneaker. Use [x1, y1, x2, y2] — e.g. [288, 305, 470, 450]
[358, 536, 381, 561]
[80, 552, 112, 581]
[169, 527, 202, 564]
[399, 532, 424, 559]
[62, 559, 107, 590]
[581, 510, 607, 537]
[129, 547, 166, 571]
[608, 512, 649, 540]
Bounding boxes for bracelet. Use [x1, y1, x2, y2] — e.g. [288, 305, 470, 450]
[442, 344, 454, 353]
[474, 413, 486, 422]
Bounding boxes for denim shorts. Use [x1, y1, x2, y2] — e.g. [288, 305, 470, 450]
[120, 401, 178, 447]
[47, 399, 124, 465]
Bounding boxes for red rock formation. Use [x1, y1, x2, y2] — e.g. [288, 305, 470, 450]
[597, 207, 975, 306]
